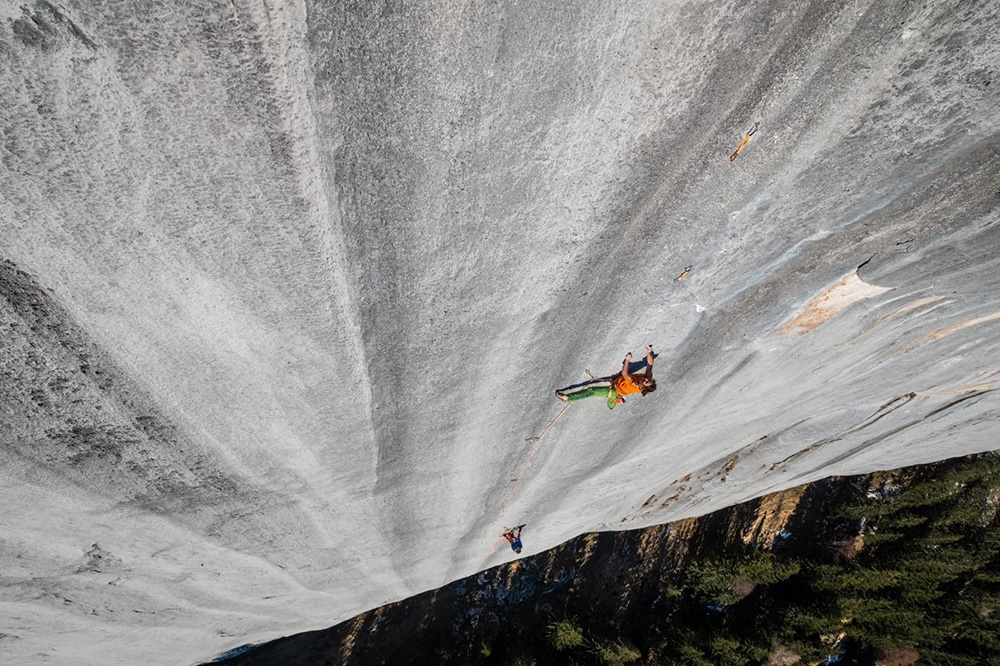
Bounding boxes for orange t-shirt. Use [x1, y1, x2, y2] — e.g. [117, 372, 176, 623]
[612, 373, 645, 396]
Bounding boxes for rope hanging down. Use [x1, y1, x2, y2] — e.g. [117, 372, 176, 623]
[485, 403, 571, 557]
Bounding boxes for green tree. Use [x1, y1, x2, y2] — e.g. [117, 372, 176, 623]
[687, 550, 799, 605]
[591, 638, 641, 666]
[545, 618, 585, 651]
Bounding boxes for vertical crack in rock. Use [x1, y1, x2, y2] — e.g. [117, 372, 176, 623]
[768, 393, 917, 473]
[820, 388, 996, 469]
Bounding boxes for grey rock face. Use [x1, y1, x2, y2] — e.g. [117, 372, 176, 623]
[1, 0, 999, 663]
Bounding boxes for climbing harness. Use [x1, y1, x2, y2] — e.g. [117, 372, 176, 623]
[729, 121, 759, 162]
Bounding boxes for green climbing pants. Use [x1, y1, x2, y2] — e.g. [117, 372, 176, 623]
[564, 385, 620, 409]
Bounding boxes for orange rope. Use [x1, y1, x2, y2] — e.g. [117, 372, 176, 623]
[485, 403, 571, 557]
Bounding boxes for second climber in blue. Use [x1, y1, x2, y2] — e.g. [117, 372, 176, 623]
[503, 525, 524, 554]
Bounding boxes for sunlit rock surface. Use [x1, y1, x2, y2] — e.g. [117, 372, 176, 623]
[1, 0, 998, 663]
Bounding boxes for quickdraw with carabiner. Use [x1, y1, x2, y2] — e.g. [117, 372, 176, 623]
[729, 121, 760, 162]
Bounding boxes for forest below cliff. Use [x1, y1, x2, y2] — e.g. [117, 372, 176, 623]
[218, 451, 1000, 666]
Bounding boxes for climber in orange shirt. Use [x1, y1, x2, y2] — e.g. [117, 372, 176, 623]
[556, 345, 657, 409]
